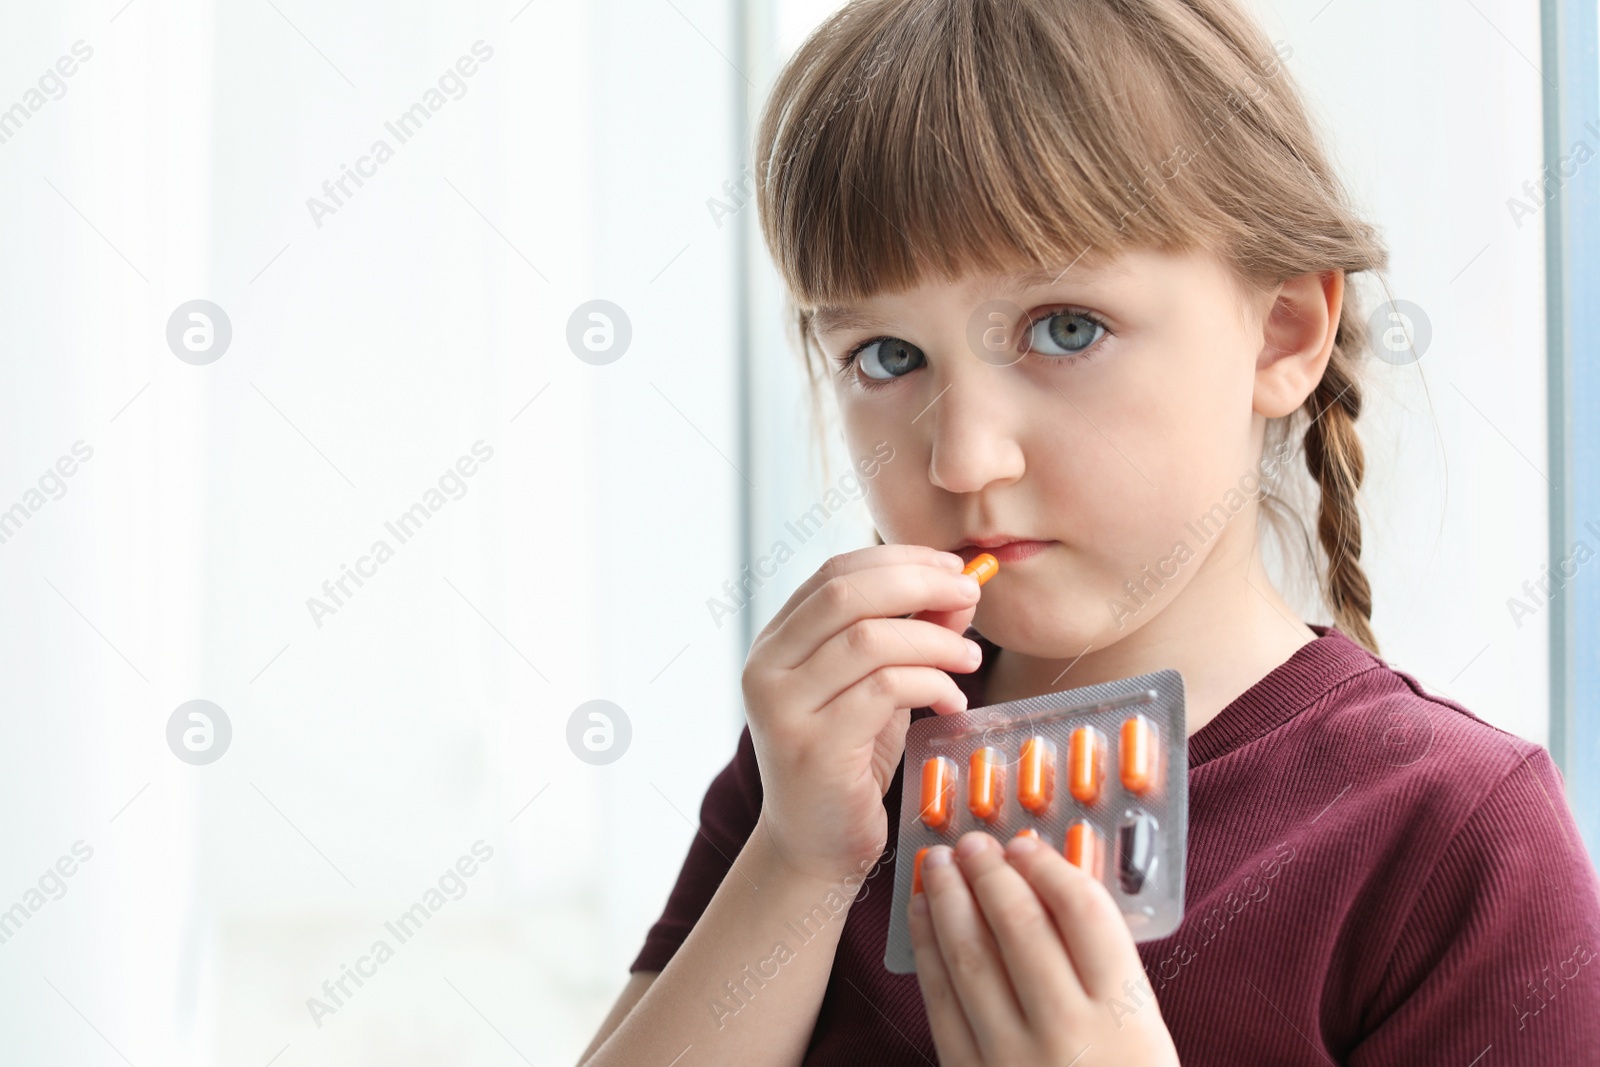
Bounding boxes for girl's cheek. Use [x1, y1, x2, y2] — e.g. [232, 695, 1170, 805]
[862, 474, 928, 540]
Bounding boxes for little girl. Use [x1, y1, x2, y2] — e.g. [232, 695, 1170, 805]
[580, 1, 1600, 1063]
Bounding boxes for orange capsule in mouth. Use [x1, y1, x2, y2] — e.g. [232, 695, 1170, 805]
[1064, 820, 1104, 879]
[1017, 735, 1056, 814]
[912, 846, 930, 894]
[1119, 714, 1157, 795]
[968, 746, 1005, 823]
[962, 553, 1000, 586]
[1068, 726, 1105, 805]
[919, 756, 957, 831]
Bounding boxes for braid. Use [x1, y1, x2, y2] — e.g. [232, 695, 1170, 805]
[1302, 334, 1380, 656]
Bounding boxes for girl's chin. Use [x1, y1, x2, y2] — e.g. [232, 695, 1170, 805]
[975, 598, 1129, 656]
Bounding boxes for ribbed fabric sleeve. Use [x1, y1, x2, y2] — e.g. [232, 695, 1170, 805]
[1347, 747, 1600, 1064]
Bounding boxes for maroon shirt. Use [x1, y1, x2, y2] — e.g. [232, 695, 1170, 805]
[632, 625, 1600, 1064]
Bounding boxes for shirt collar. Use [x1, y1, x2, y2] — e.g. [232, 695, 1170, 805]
[930, 624, 1381, 767]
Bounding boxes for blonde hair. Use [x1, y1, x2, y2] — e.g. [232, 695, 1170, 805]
[754, 0, 1390, 654]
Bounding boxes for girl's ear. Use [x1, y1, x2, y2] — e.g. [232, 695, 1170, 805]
[1253, 270, 1345, 419]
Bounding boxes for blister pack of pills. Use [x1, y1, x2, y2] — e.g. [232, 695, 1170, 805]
[883, 667, 1187, 974]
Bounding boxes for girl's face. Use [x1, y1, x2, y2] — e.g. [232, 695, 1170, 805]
[814, 246, 1316, 659]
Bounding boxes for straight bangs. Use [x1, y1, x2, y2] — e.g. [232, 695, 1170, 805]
[758, 0, 1324, 315]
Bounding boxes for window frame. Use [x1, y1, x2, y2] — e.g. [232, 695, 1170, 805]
[1541, 0, 1599, 857]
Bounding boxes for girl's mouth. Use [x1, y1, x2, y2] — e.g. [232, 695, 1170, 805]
[957, 540, 1054, 565]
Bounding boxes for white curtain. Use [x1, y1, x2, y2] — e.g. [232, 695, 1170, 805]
[0, 1, 743, 1063]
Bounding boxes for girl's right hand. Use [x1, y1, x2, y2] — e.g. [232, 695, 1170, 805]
[743, 543, 987, 883]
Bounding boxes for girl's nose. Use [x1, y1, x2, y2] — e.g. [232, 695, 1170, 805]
[926, 376, 1026, 494]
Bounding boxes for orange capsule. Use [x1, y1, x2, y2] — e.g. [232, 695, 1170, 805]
[1068, 725, 1105, 805]
[1064, 820, 1104, 879]
[1013, 827, 1040, 842]
[913, 846, 930, 894]
[968, 746, 1005, 822]
[1017, 735, 1056, 814]
[962, 553, 1000, 586]
[919, 756, 957, 831]
[1120, 714, 1157, 794]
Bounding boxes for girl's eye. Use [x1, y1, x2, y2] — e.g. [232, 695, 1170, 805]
[1028, 310, 1106, 357]
[854, 337, 926, 381]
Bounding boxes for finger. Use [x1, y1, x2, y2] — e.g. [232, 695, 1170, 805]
[956, 832, 1087, 1024]
[907, 602, 978, 641]
[817, 664, 970, 748]
[1005, 835, 1144, 998]
[921, 838, 1027, 1059]
[760, 543, 964, 641]
[767, 560, 981, 670]
[802, 616, 981, 709]
[907, 886, 982, 1065]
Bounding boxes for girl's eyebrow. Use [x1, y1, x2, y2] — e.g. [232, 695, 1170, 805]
[811, 307, 891, 335]
[811, 261, 1131, 336]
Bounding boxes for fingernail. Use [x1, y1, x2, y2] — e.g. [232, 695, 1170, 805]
[941, 552, 965, 570]
[1008, 833, 1040, 855]
[955, 833, 991, 859]
[966, 640, 983, 665]
[922, 845, 953, 871]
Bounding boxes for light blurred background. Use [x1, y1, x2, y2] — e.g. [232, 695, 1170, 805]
[0, 0, 1593, 1063]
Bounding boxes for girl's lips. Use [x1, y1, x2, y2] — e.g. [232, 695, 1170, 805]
[959, 540, 1054, 565]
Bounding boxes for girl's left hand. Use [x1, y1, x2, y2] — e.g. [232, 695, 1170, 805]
[908, 831, 1180, 1067]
